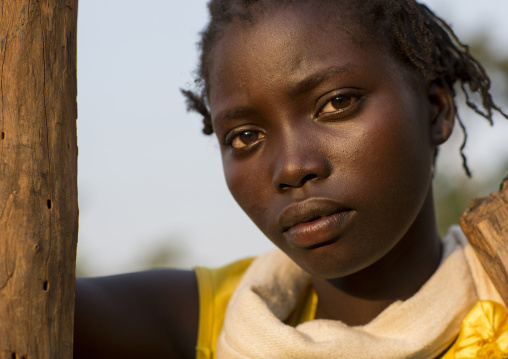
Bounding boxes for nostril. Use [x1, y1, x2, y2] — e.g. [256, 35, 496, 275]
[277, 173, 319, 192]
[278, 183, 291, 191]
[301, 173, 318, 185]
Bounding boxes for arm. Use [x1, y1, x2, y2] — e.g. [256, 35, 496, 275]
[74, 269, 199, 359]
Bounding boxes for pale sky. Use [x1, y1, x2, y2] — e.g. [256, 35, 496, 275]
[77, 1, 508, 276]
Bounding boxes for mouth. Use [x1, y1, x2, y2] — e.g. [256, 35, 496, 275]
[280, 198, 355, 249]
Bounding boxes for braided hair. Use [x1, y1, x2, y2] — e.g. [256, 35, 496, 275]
[182, 0, 507, 176]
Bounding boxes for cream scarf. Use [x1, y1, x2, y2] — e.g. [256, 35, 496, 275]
[216, 226, 502, 358]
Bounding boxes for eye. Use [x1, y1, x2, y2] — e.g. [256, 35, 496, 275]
[228, 130, 266, 149]
[318, 94, 358, 116]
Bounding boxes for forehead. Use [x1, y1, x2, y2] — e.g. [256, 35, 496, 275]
[207, 2, 411, 122]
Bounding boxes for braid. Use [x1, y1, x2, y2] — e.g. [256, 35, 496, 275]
[381, 0, 507, 175]
[181, 89, 213, 135]
[385, 1, 434, 78]
[182, 0, 507, 175]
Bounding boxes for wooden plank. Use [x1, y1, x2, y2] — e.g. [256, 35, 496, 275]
[0, 1, 78, 358]
[460, 179, 508, 306]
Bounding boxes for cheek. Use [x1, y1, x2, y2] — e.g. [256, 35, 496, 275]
[364, 122, 427, 175]
[222, 155, 272, 224]
[363, 88, 432, 169]
[223, 158, 248, 204]
[351, 100, 434, 221]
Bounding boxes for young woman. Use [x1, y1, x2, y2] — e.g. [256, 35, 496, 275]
[74, 1, 508, 358]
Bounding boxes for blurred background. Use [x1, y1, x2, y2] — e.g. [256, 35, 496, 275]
[76, 0, 508, 276]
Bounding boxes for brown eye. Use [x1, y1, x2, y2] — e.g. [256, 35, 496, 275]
[231, 130, 265, 149]
[320, 95, 355, 115]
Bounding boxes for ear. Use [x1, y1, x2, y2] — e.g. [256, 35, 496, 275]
[427, 80, 455, 146]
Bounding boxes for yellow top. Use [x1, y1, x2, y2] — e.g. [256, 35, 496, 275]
[194, 258, 256, 359]
[194, 259, 508, 359]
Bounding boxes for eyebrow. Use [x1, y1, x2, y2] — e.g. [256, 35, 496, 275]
[213, 64, 353, 128]
[213, 106, 257, 130]
[288, 64, 353, 97]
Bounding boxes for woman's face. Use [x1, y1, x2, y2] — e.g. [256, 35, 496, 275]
[208, 3, 440, 278]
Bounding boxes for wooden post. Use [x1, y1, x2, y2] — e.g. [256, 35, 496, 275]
[0, 1, 78, 358]
[460, 179, 508, 306]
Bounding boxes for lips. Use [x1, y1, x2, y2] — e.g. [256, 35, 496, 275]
[279, 198, 355, 249]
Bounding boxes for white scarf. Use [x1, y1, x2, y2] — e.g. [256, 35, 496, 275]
[217, 226, 502, 358]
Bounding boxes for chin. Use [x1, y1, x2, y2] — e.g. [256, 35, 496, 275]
[287, 244, 381, 280]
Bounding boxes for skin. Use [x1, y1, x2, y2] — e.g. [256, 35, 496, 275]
[74, 2, 455, 358]
[74, 270, 198, 358]
[209, 2, 454, 325]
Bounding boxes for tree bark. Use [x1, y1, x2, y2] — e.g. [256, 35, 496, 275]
[0, 1, 78, 358]
[460, 179, 508, 306]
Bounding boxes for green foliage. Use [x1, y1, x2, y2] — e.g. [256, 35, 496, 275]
[434, 160, 508, 238]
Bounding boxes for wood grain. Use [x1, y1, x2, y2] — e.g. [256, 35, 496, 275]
[0, 1, 78, 358]
[460, 180, 508, 306]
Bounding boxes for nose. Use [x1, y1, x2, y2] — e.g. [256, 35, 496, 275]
[272, 137, 332, 193]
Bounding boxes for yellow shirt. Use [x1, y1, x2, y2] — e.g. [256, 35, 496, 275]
[194, 259, 508, 359]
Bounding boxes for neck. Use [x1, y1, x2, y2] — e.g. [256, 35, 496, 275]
[311, 191, 442, 326]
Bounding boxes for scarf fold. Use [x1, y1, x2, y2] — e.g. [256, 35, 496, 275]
[217, 226, 502, 359]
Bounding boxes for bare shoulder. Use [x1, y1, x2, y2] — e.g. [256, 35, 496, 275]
[74, 268, 198, 359]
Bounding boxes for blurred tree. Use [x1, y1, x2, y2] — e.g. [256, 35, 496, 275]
[76, 235, 188, 277]
[468, 34, 508, 98]
[435, 162, 508, 237]
[138, 240, 187, 269]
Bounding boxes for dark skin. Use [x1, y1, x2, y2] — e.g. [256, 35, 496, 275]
[209, 3, 453, 325]
[74, 270, 198, 358]
[74, 3, 456, 358]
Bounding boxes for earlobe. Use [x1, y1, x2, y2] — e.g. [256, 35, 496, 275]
[428, 80, 455, 146]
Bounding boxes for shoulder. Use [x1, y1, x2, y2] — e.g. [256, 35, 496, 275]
[194, 257, 255, 359]
[74, 268, 198, 359]
[195, 257, 255, 297]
